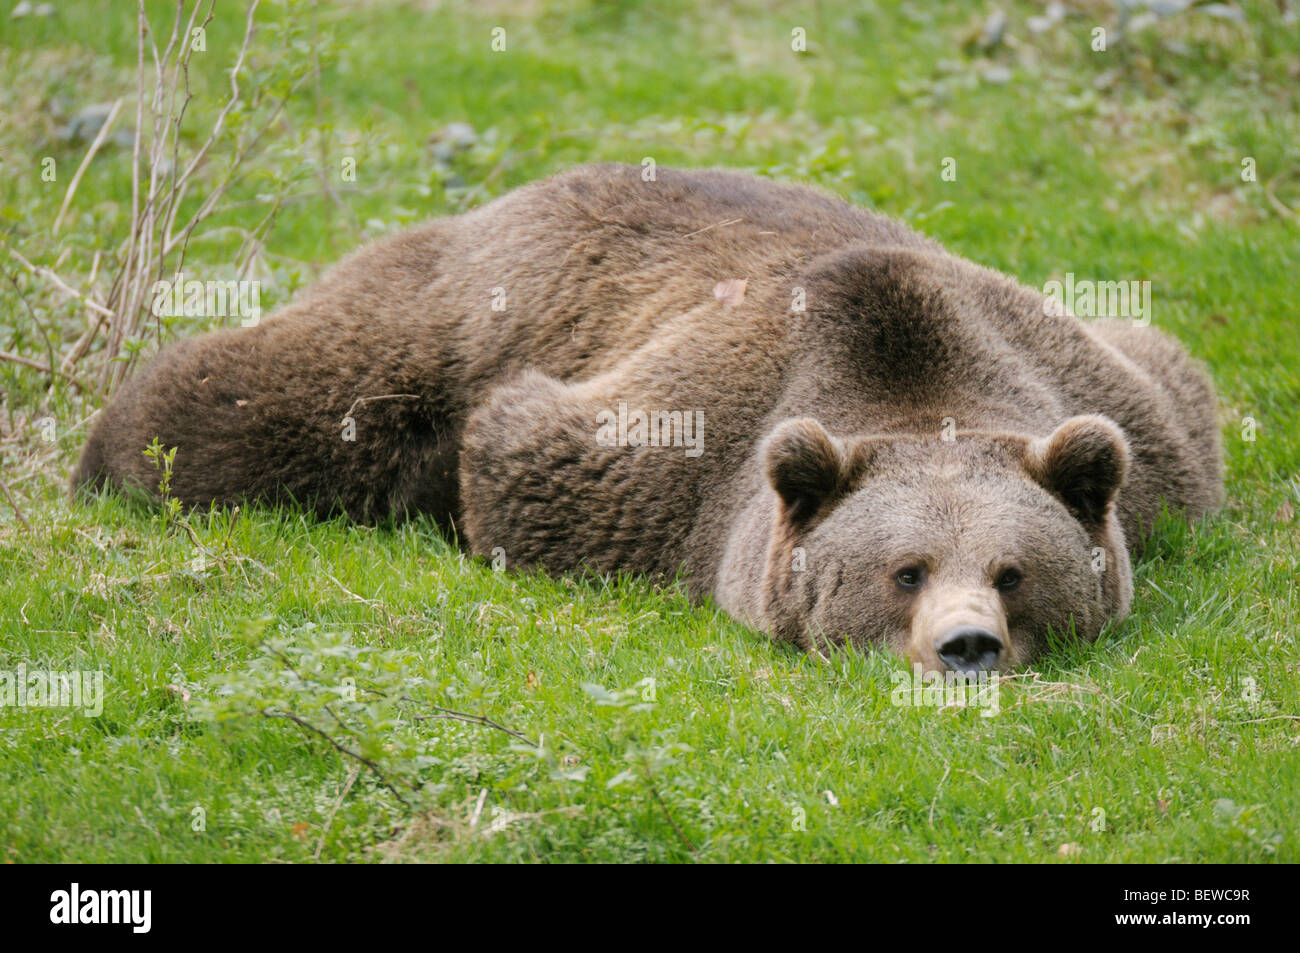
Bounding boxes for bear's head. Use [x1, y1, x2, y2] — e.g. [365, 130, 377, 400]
[758, 415, 1133, 672]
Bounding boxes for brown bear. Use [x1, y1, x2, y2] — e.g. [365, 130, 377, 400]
[74, 164, 1224, 673]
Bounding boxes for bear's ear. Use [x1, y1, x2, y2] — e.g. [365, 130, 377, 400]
[1026, 415, 1129, 528]
[764, 418, 868, 525]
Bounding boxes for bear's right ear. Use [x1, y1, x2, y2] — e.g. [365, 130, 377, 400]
[763, 418, 867, 525]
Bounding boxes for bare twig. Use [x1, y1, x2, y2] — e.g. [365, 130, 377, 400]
[261, 708, 415, 806]
[220, 182, 405, 212]
[995, 671, 1156, 721]
[164, 0, 261, 232]
[53, 98, 125, 235]
[313, 763, 360, 862]
[102, 0, 283, 392]
[109, 1, 147, 383]
[155, 2, 214, 267]
[9, 249, 116, 319]
[0, 349, 55, 373]
[1221, 714, 1300, 725]
[0, 349, 87, 389]
[468, 787, 488, 828]
[455, 147, 531, 213]
[645, 775, 699, 856]
[1, 265, 89, 388]
[1, 263, 41, 328]
[928, 763, 951, 826]
[0, 475, 31, 530]
[409, 704, 539, 748]
[258, 642, 539, 816]
[1264, 166, 1299, 222]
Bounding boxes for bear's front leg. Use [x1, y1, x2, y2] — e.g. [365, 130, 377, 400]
[459, 369, 706, 579]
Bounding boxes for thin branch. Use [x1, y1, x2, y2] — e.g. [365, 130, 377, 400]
[409, 705, 539, 748]
[155, 1, 213, 257]
[1221, 714, 1300, 725]
[61, 251, 110, 372]
[0, 349, 54, 373]
[0, 349, 88, 388]
[167, 0, 261, 213]
[928, 764, 951, 827]
[1, 266, 90, 388]
[0, 475, 31, 530]
[645, 774, 699, 856]
[102, 0, 266, 391]
[219, 182, 407, 212]
[8, 249, 116, 319]
[162, 71, 310, 262]
[1264, 166, 1299, 222]
[313, 763, 360, 862]
[52, 98, 125, 235]
[261, 708, 414, 806]
[109, 0, 147, 381]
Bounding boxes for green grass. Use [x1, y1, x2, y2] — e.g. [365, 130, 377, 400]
[1, 0, 1298, 862]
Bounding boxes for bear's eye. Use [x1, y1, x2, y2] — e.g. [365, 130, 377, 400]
[995, 567, 1023, 592]
[895, 566, 925, 591]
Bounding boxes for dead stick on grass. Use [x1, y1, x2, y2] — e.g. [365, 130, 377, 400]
[313, 763, 360, 862]
[53, 98, 125, 235]
[646, 775, 699, 857]
[0, 476, 31, 530]
[261, 708, 415, 807]
[410, 705, 538, 747]
[8, 249, 116, 319]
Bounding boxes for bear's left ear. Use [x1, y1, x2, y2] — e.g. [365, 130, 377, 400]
[1026, 415, 1129, 528]
[764, 418, 871, 525]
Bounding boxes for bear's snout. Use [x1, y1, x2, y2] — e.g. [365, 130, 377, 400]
[907, 584, 1010, 674]
[934, 626, 1003, 675]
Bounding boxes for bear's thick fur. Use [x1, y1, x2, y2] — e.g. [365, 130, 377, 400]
[74, 164, 1224, 671]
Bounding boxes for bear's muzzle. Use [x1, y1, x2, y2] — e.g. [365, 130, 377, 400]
[908, 584, 1010, 674]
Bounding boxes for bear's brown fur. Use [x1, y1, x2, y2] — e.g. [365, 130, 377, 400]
[74, 164, 1224, 672]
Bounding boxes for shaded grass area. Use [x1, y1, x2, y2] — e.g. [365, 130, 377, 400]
[1, 1, 1297, 861]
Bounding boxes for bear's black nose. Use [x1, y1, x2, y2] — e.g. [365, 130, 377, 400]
[935, 626, 1003, 674]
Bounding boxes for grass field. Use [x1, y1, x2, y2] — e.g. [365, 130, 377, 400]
[1, 0, 1297, 862]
